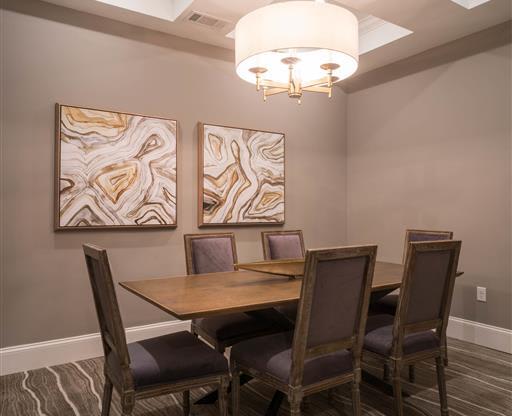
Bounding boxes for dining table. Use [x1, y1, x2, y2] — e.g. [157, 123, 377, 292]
[119, 260, 409, 320]
[119, 258, 463, 415]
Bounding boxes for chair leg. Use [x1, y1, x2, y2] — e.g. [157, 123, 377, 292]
[301, 396, 311, 411]
[121, 393, 135, 416]
[218, 375, 229, 416]
[408, 365, 416, 383]
[231, 369, 241, 416]
[436, 357, 449, 416]
[182, 390, 190, 416]
[101, 377, 113, 416]
[352, 379, 362, 416]
[391, 360, 404, 416]
[289, 396, 301, 416]
[443, 336, 449, 366]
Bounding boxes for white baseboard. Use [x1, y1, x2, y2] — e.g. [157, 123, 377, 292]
[0, 320, 191, 376]
[447, 316, 512, 354]
[1, 317, 510, 376]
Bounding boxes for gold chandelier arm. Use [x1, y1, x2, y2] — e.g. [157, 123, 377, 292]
[303, 85, 331, 94]
[260, 79, 289, 89]
[301, 76, 330, 89]
[264, 87, 288, 96]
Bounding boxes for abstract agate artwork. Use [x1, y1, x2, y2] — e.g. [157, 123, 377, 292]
[198, 123, 285, 226]
[55, 104, 177, 230]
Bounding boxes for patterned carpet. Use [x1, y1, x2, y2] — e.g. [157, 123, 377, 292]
[1, 338, 511, 416]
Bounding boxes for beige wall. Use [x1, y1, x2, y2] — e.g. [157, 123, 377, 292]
[1, 0, 510, 350]
[0, 0, 348, 347]
[347, 45, 512, 329]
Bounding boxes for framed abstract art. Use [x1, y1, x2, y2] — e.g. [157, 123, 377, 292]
[198, 122, 285, 226]
[55, 104, 177, 230]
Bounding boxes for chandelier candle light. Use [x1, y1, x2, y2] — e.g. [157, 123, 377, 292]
[235, 0, 359, 104]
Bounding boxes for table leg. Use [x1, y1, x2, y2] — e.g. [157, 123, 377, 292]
[195, 375, 287, 416]
[265, 391, 285, 416]
[195, 374, 252, 405]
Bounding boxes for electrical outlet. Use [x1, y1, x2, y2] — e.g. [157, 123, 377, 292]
[476, 286, 487, 302]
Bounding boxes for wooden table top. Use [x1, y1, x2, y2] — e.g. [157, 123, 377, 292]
[237, 260, 407, 291]
[120, 270, 302, 320]
[238, 258, 463, 284]
[237, 259, 305, 277]
[119, 261, 410, 320]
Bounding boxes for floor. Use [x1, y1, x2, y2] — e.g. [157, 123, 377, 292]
[1, 338, 511, 416]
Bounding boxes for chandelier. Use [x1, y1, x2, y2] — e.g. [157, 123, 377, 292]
[235, 0, 359, 103]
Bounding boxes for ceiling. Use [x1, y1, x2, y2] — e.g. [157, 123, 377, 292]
[40, 0, 511, 75]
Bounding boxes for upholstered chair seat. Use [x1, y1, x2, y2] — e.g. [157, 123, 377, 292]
[125, 331, 229, 389]
[272, 303, 298, 323]
[192, 315, 283, 344]
[364, 314, 440, 357]
[231, 331, 353, 386]
[370, 293, 399, 315]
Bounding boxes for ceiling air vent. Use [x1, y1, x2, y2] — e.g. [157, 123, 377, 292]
[185, 11, 229, 30]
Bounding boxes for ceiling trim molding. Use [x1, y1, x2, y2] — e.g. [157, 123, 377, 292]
[342, 20, 511, 93]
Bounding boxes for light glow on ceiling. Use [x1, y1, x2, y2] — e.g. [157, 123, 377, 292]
[94, 0, 194, 21]
[450, 0, 492, 9]
[359, 15, 413, 55]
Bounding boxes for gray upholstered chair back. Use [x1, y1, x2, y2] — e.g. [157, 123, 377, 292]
[261, 230, 305, 260]
[290, 245, 377, 385]
[83, 244, 130, 369]
[395, 241, 461, 341]
[184, 233, 238, 275]
[403, 229, 453, 263]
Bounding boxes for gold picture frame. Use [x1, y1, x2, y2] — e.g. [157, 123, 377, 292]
[55, 103, 178, 230]
[198, 122, 285, 227]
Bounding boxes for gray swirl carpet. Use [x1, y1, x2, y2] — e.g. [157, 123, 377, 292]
[1, 338, 511, 415]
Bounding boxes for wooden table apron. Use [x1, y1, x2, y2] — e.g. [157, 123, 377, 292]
[119, 261, 407, 321]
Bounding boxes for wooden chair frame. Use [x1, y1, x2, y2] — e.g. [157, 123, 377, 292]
[380, 229, 454, 383]
[261, 230, 306, 260]
[404, 230, 453, 376]
[83, 244, 229, 416]
[232, 245, 378, 416]
[364, 240, 461, 416]
[402, 229, 454, 263]
[184, 232, 242, 352]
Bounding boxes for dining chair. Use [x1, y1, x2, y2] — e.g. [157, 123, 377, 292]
[184, 233, 284, 353]
[83, 244, 229, 416]
[374, 229, 454, 313]
[363, 240, 461, 416]
[372, 228, 454, 378]
[261, 230, 306, 323]
[231, 244, 378, 416]
[261, 230, 305, 260]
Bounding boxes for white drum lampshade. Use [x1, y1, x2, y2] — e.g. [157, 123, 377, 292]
[235, 1, 359, 103]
